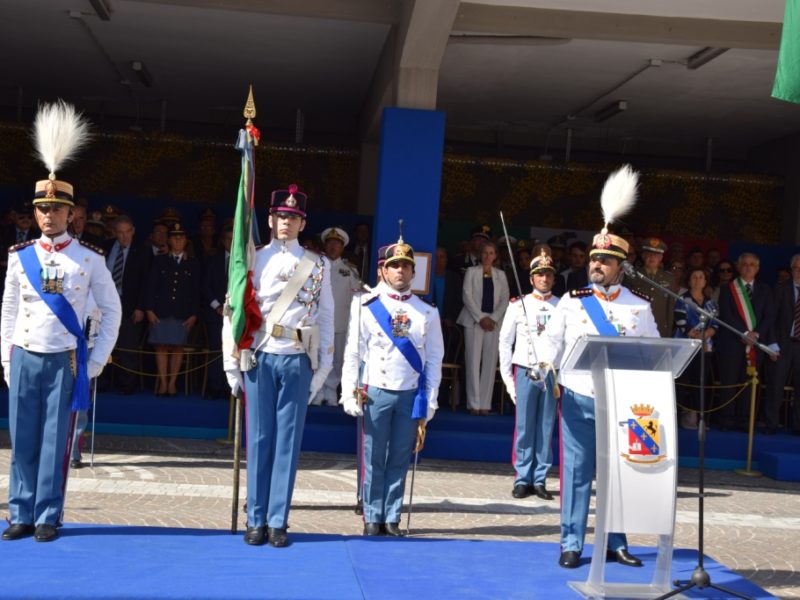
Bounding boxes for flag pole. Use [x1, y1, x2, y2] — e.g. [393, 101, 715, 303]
[229, 85, 260, 534]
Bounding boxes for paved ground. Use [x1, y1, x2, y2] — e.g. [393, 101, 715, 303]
[0, 432, 798, 599]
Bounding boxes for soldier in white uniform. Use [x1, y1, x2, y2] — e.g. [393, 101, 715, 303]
[498, 250, 560, 501]
[340, 237, 444, 536]
[540, 166, 659, 569]
[223, 184, 334, 548]
[311, 226, 360, 406]
[1, 102, 121, 542]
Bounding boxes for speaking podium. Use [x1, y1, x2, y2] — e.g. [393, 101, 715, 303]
[560, 335, 700, 599]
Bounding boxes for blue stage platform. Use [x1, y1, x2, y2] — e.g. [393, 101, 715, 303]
[0, 524, 776, 599]
[1, 389, 799, 478]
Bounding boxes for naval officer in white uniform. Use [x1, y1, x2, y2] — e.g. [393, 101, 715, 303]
[311, 226, 360, 406]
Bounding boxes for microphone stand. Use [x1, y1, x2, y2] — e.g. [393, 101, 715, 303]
[622, 263, 771, 600]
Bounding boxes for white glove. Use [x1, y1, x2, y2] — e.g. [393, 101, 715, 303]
[88, 360, 105, 380]
[226, 369, 244, 398]
[2, 361, 9, 388]
[308, 366, 331, 403]
[342, 395, 363, 417]
[426, 404, 437, 423]
[502, 376, 516, 405]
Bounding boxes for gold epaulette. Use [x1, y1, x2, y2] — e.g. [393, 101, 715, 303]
[8, 240, 35, 253]
[629, 288, 653, 303]
[569, 288, 593, 298]
[79, 239, 105, 255]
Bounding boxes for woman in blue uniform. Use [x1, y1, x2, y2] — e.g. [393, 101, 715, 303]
[145, 222, 199, 396]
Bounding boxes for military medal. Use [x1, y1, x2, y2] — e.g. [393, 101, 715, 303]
[391, 308, 410, 337]
[41, 259, 64, 294]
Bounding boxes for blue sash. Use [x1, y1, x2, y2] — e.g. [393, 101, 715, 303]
[18, 245, 89, 412]
[366, 298, 427, 420]
[578, 289, 619, 337]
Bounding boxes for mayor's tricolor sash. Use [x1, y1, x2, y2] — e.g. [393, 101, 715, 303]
[730, 279, 758, 366]
[579, 290, 620, 337]
[366, 298, 428, 420]
[18, 245, 89, 411]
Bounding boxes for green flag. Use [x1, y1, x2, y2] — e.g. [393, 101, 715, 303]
[773, 0, 800, 104]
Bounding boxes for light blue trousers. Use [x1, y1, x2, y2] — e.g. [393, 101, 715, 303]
[7, 348, 74, 526]
[362, 387, 417, 524]
[513, 366, 557, 486]
[244, 352, 311, 529]
[560, 387, 627, 554]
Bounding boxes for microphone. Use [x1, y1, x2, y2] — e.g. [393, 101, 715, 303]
[621, 260, 639, 278]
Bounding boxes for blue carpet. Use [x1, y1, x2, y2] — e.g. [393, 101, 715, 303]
[0, 524, 775, 599]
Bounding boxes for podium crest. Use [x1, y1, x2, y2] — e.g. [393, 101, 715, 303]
[621, 404, 666, 464]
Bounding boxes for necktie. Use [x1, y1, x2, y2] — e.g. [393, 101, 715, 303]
[745, 283, 753, 299]
[793, 287, 800, 338]
[16, 230, 25, 243]
[112, 247, 125, 291]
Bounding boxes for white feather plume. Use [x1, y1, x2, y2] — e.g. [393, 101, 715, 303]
[33, 100, 91, 177]
[600, 164, 639, 228]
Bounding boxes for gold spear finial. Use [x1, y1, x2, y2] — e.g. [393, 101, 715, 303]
[243, 85, 256, 124]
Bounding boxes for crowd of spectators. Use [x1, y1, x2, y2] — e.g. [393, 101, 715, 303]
[2, 203, 797, 436]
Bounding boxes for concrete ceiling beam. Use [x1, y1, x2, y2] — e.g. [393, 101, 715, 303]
[455, 3, 781, 50]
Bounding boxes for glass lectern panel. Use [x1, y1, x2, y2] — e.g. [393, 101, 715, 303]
[560, 335, 700, 378]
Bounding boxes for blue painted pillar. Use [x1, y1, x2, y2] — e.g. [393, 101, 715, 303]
[372, 107, 446, 287]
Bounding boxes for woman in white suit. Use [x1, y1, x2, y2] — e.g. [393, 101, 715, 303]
[457, 241, 510, 415]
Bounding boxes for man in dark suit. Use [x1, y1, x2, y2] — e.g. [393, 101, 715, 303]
[764, 254, 800, 435]
[562, 241, 588, 293]
[105, 215, 148, 394]
[2, 202, 37, 246]
[431, 247, 463, 327]
[716, 252, 774, 430]
[202, 222, 232, 398]
[1, 203, 38, 304]
[69, 204, 103, 246]
[453, 225, 491, 275]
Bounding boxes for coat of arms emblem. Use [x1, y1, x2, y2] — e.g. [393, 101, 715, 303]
[620, 404, 666, 464]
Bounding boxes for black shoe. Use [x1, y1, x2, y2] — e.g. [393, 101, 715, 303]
[2, 524, 35, 541]
[267, 527, 288, 548]
[34, 524, 58, 542]
[244, 526, 267, 546]
[607, 548, 643, 567]
[384, 523, 405, 537]
[533, 484, 554, 500]
[559, 551, 581, 568]
[70, 459, 84, 470]
[363, 523, 383, 536]
[512, 484, 532, 499]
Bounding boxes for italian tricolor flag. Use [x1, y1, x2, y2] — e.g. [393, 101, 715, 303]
[227, 123, 263, 369]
